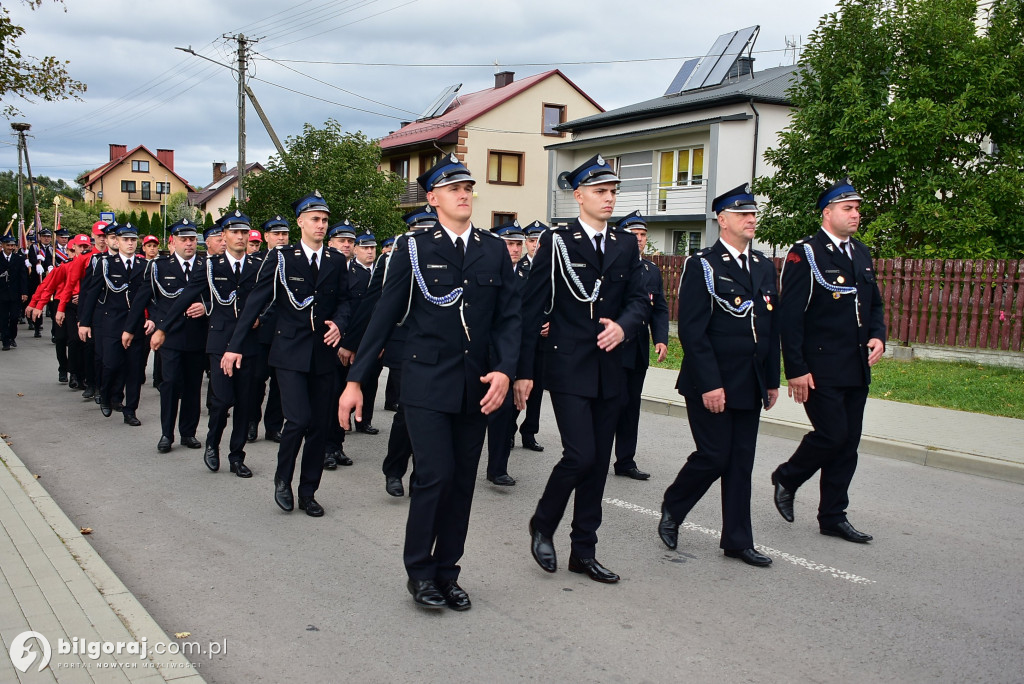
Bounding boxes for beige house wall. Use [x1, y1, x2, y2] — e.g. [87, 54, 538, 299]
[82, 149, 189, 214]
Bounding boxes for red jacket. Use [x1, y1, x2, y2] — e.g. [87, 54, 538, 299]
[29, 261, 69, 308]
[57, 249, 99, 312]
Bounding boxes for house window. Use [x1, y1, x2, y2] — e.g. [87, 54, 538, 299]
[132, 160, 149, 173]
[542, 104, 566, 136]
[141, 181, 151, 200]
[658, 146, 705, 210]
[390, 156, 410, 181]
[121, 180, 136, 193]
[487, 151, 523, 185]
[672, 230, 702, 256]
[492, 212, 517, 226]
[419, 152, 441, 176]
[155, 182, 171, 195]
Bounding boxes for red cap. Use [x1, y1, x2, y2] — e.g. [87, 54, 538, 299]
[91, 221, 109, 236]
[142, 235, 159, 245]
[71, 234, 92, 246]
[248, 229, 262, 242]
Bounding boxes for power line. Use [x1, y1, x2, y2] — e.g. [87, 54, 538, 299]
[248, 76, 406, 120]
[261, 0, 423, 52]
[257, 46, 795, 68]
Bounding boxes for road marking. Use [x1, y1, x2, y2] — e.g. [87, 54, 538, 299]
[604, 497, 876, 585]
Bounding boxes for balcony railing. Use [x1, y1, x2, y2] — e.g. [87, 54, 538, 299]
[127, 192, 162, 203]
[397, 181, 427, 206]
[552, 181, 707, 219]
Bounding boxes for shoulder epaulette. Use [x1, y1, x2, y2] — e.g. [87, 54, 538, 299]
[479, 229, 500, 239]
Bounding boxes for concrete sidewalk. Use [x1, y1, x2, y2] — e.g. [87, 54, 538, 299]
[0, 438, 204, 683]
[641, 366, 1024, 485]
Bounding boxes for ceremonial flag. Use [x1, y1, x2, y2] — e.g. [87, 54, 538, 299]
[17, 217, 27, 250]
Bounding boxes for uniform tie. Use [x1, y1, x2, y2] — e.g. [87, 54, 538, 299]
[454, 236, 465, 269]
[738, 253, 747, 272]
[594, 233, 604, 269]
[310, 251, 319, 281]
[234, 260, 241, 279]
[125, 258, 133, 272]
[839, 241, 850, 260]
[183, 261, 191, 278]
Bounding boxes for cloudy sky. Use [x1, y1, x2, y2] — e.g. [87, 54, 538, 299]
[3, 0, 840, 188]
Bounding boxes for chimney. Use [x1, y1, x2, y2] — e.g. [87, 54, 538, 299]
[212, 162, 227, 183]
[728, 56, 756, 79]
[494, 71, 514, 88]
[156, 148, 174, 171]
[109, 144, 127, 161]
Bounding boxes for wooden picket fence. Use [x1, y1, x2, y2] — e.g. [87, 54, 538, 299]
[649, 255, 1024, 352]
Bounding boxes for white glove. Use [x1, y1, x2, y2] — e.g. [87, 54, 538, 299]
[36, 263, 44, 276]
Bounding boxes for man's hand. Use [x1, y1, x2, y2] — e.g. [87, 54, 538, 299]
[479, 371, 510, 415]
[514, 378, 533, 411]
[78, 325, 91, 342]
[766, 388, 779, 411]
[540, 322, 551, 338]
[20, 294, 27, 302]
[150, 329, 165, 350]
[867, 338, 885, 366]
[220, 351, 243, 377]
[338, 347, 355, 366]
[324, 320, 341, 347]
[596, 318, 625, 351]
[25, 307, 38, 321]
[702, 387, 726, 413]
[71, 294, 78, 305]
[143, 319, 155, 335]
[252, 319, 260, 329]
[54, 310, 65, 326]
[787, 373, 815, 404]
[121, 332, 134, 349]
[185, 302, 205, 318]
[654, 342, 668, 364]
[338, 382, 363, 430]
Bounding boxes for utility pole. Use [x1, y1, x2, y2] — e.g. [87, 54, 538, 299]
[224, 33, 257, 204]
[12, 123, 39, 232]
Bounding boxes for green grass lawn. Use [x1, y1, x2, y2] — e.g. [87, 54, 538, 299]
[651, 337, 1024, 419]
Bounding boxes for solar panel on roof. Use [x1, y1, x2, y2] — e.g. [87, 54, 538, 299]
[417, 83, 462, 121]
[683, 32, 735, 92]
[704, 26, 759, 86]
[664, 58, 700, 96]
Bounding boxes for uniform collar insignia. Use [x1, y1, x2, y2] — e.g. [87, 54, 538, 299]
[473, 232, 480, 242]
[721, 254, 731, 261]
[573, 232, 582, 239]
[826, 243, 834, 251]
[433, 230, 442, 239]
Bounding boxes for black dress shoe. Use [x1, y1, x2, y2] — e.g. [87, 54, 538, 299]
[384, 402, 399, 412]
[123, 412, 142, 427]
[437, 580, 472, 611]
[298, 496, 324, 517]
[34, 330, 42, 338]
[615, 467, 650, 480]
[181, 436, 202, 449]
[274, 478, 294, 512]
[407, 579, 445, 609]
[112, 403, 124, 412]
[1, 344, 8, 351]
[658, 504, 679, 550]
[487, 474, 516, 486]
[230, 462, 253, 478]
[268, 430, 282, 443]
[58, 371, 68, 383]
[9, 340, 16, 348]
[567, 554, 620, 583]
[355, 424, 379, 435]
[336, 448, 353, 466]
[385, 477, 404, 497]
[100, 402, 113, 417]
[724, 548, 773, 567]
[820, 521, 873, 543]
[521, 435, 544, 452]
[157, 436, 172, 453]
[81, 385, 94, 399]
[246, 422, 258, 443]
[771, 471, 795, 523]
[68, 374, 80, 390]
[204, 445, 220, 472]
[94, 394, 101, 404]
[529, 518, 557, 573]
[323, 452, 338, 470]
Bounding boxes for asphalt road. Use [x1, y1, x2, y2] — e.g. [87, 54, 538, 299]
[2, 336, 1023, 683]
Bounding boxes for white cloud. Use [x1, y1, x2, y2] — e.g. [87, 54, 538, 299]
[3, 0, 837, 187]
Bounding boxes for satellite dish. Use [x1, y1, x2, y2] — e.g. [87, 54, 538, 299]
[557, 172, 573, 190]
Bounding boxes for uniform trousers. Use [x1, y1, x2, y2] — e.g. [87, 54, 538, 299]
[402, 404, 486, 582]
[326, 364, 349, 454]
[613, 364, 647, 472]
[275, 368, 332, 498]
[207, 354, 254, 464]
[663, 401, 761, 550]
[157, 347, 205, 440]
[384, 369, 399, 407]
[48, 301, 68, 373]
[100, 334, 147, 411]
[517, 356, 544, 438]
[774, 384, 868, 526]
[64, 304, 86, 381]
[381, 367, 413, 479]
[485, 392, 516, 479]
[358, 358, 383, 429]
[0, 299, 18, 344]
[250, 343, 283, 435]
[533, 391, 622, 558]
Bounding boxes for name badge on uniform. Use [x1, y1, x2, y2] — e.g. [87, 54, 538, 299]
[288, 276, 304, 282]
[718, 276, 734, 282]
[571, 263, 586, 268]
[426, 264, 446, 269]
[214, 277, 228, 281]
